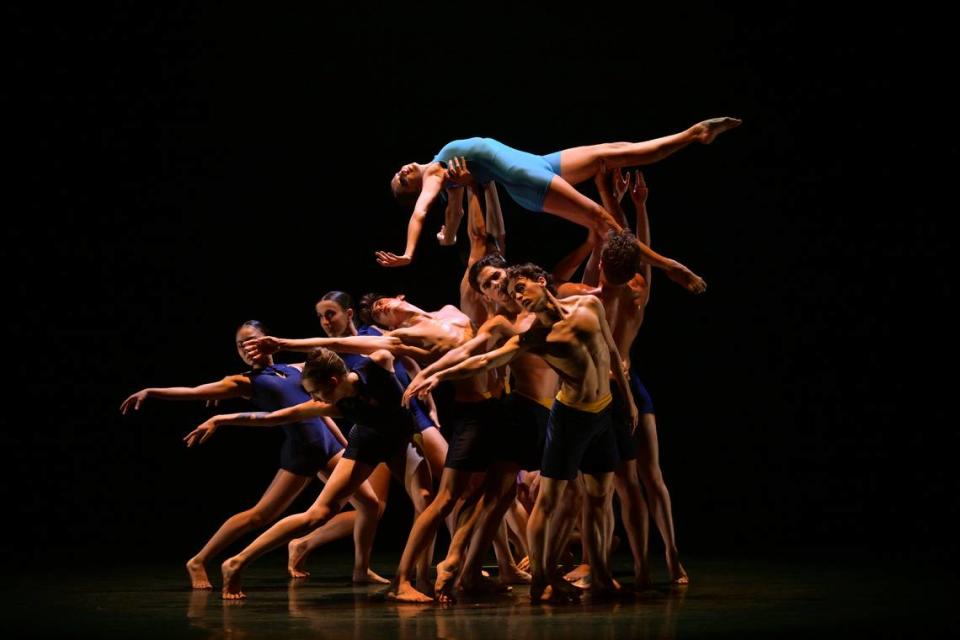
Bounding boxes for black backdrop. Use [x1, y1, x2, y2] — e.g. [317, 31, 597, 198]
[5, 4, 954, 568]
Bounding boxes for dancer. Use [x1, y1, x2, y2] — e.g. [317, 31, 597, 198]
[380, 116, 742, 293]
[410, 263, 638, 601]
[120, 320, 383, 589]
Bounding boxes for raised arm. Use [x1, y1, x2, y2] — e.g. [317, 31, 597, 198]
[460, 184, 494, 321]
[183, 399, 338, 447]
[376, 168, 446, 268]
[484, 181, 506, 254]
[552, 229, 599, 286]
[120, 374, 249, 414]
[630, 170, 652, 303]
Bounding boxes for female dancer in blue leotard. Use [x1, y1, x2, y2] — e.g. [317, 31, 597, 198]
[379, 116, 740, 293]
[120, 320, 384, 589]
[284, 291, 448, 577]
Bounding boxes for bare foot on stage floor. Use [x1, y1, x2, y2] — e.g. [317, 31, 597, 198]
[287, 539, 310, 578]
[186, 557, 213, 590]
[220, 557, 246, 600]
[386, 579, 434, 603]
[354, 568, 390, 585]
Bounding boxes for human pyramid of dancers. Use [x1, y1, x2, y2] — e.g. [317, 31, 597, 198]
[122, 116, 741, 602]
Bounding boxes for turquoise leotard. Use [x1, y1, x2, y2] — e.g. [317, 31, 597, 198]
[433, 138, 563, 211]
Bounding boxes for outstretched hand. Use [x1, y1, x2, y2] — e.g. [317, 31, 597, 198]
[375, 251, 412, 268]
[120, 389, 148, 414]
[184, 419, 219, 447]
[402, 374, 439, 407]
[243, 336, 280, 360]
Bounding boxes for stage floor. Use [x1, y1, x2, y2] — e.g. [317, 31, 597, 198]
[4, 551, 953, 638]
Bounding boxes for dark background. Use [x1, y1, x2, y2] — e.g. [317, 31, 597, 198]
[5, 4, 954, 568]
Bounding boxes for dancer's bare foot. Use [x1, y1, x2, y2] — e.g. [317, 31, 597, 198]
[220, 557, 246, 600]
[691, 117, 742, 144]
[669, 559, 689, 585]
[354, 568, 390, 585]
[434, 559, 458, 598]
[186, 557, 213, 590]
[386, 579, 434, 603]
[665, 260, 707, 294]
[499, 564, 532, 585]
[437, 225, 457, 246]
[564, 563, 590, 583]
[433, 560, 459, 604]
[287, 539, 310, 578]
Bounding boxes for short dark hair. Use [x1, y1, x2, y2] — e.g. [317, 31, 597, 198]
[357, 292, 389, 327]
[504, 263, 557, 296]
[303, 347, 348, 384]
[600, 230, 642, 285]
[468, 253, 508, 293]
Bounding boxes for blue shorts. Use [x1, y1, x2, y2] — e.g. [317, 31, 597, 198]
[444, 399, 501, 472]
[342, 424, 412, 467]
[631, 371, 655, 415]
[541, 400, 619, 480]
[500, 393, 550, 470]
[280, 435, 343, 477]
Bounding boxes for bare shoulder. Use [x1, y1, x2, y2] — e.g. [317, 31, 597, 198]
[558, 282, 593, 297]
[437, 304, 470, 323]
[480, 313, 514, 335]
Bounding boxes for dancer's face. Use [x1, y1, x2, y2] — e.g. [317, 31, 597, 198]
[477, 265, 511, 307]
[508, 276, 548, 312]
[391, 163, 422, 195]
[370, 296, 409, 329]
[236, 325, 267, 367]
[316, 301, 352, 337]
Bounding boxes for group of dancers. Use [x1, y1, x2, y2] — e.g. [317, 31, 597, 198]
[122, 116, 741, 602]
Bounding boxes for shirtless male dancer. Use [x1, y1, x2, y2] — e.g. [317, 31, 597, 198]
[411, 263, 639, 601]
[560, 170, 688, 584]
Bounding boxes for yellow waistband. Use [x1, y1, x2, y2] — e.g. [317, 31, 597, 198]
[516, 392, 556, 411]
[555, 389, 612, 413]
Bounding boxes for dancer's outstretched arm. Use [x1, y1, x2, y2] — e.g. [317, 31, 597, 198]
[183, 399, 339, 447]
[413, 334, 529, 398]
[402, 315, 516, 404]
[378, 157, 471, 267]
[120, 375, 248, 414]
[243, 335, 430, 361]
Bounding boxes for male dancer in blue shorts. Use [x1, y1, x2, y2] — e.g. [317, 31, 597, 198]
[411, 263, 638, 601]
